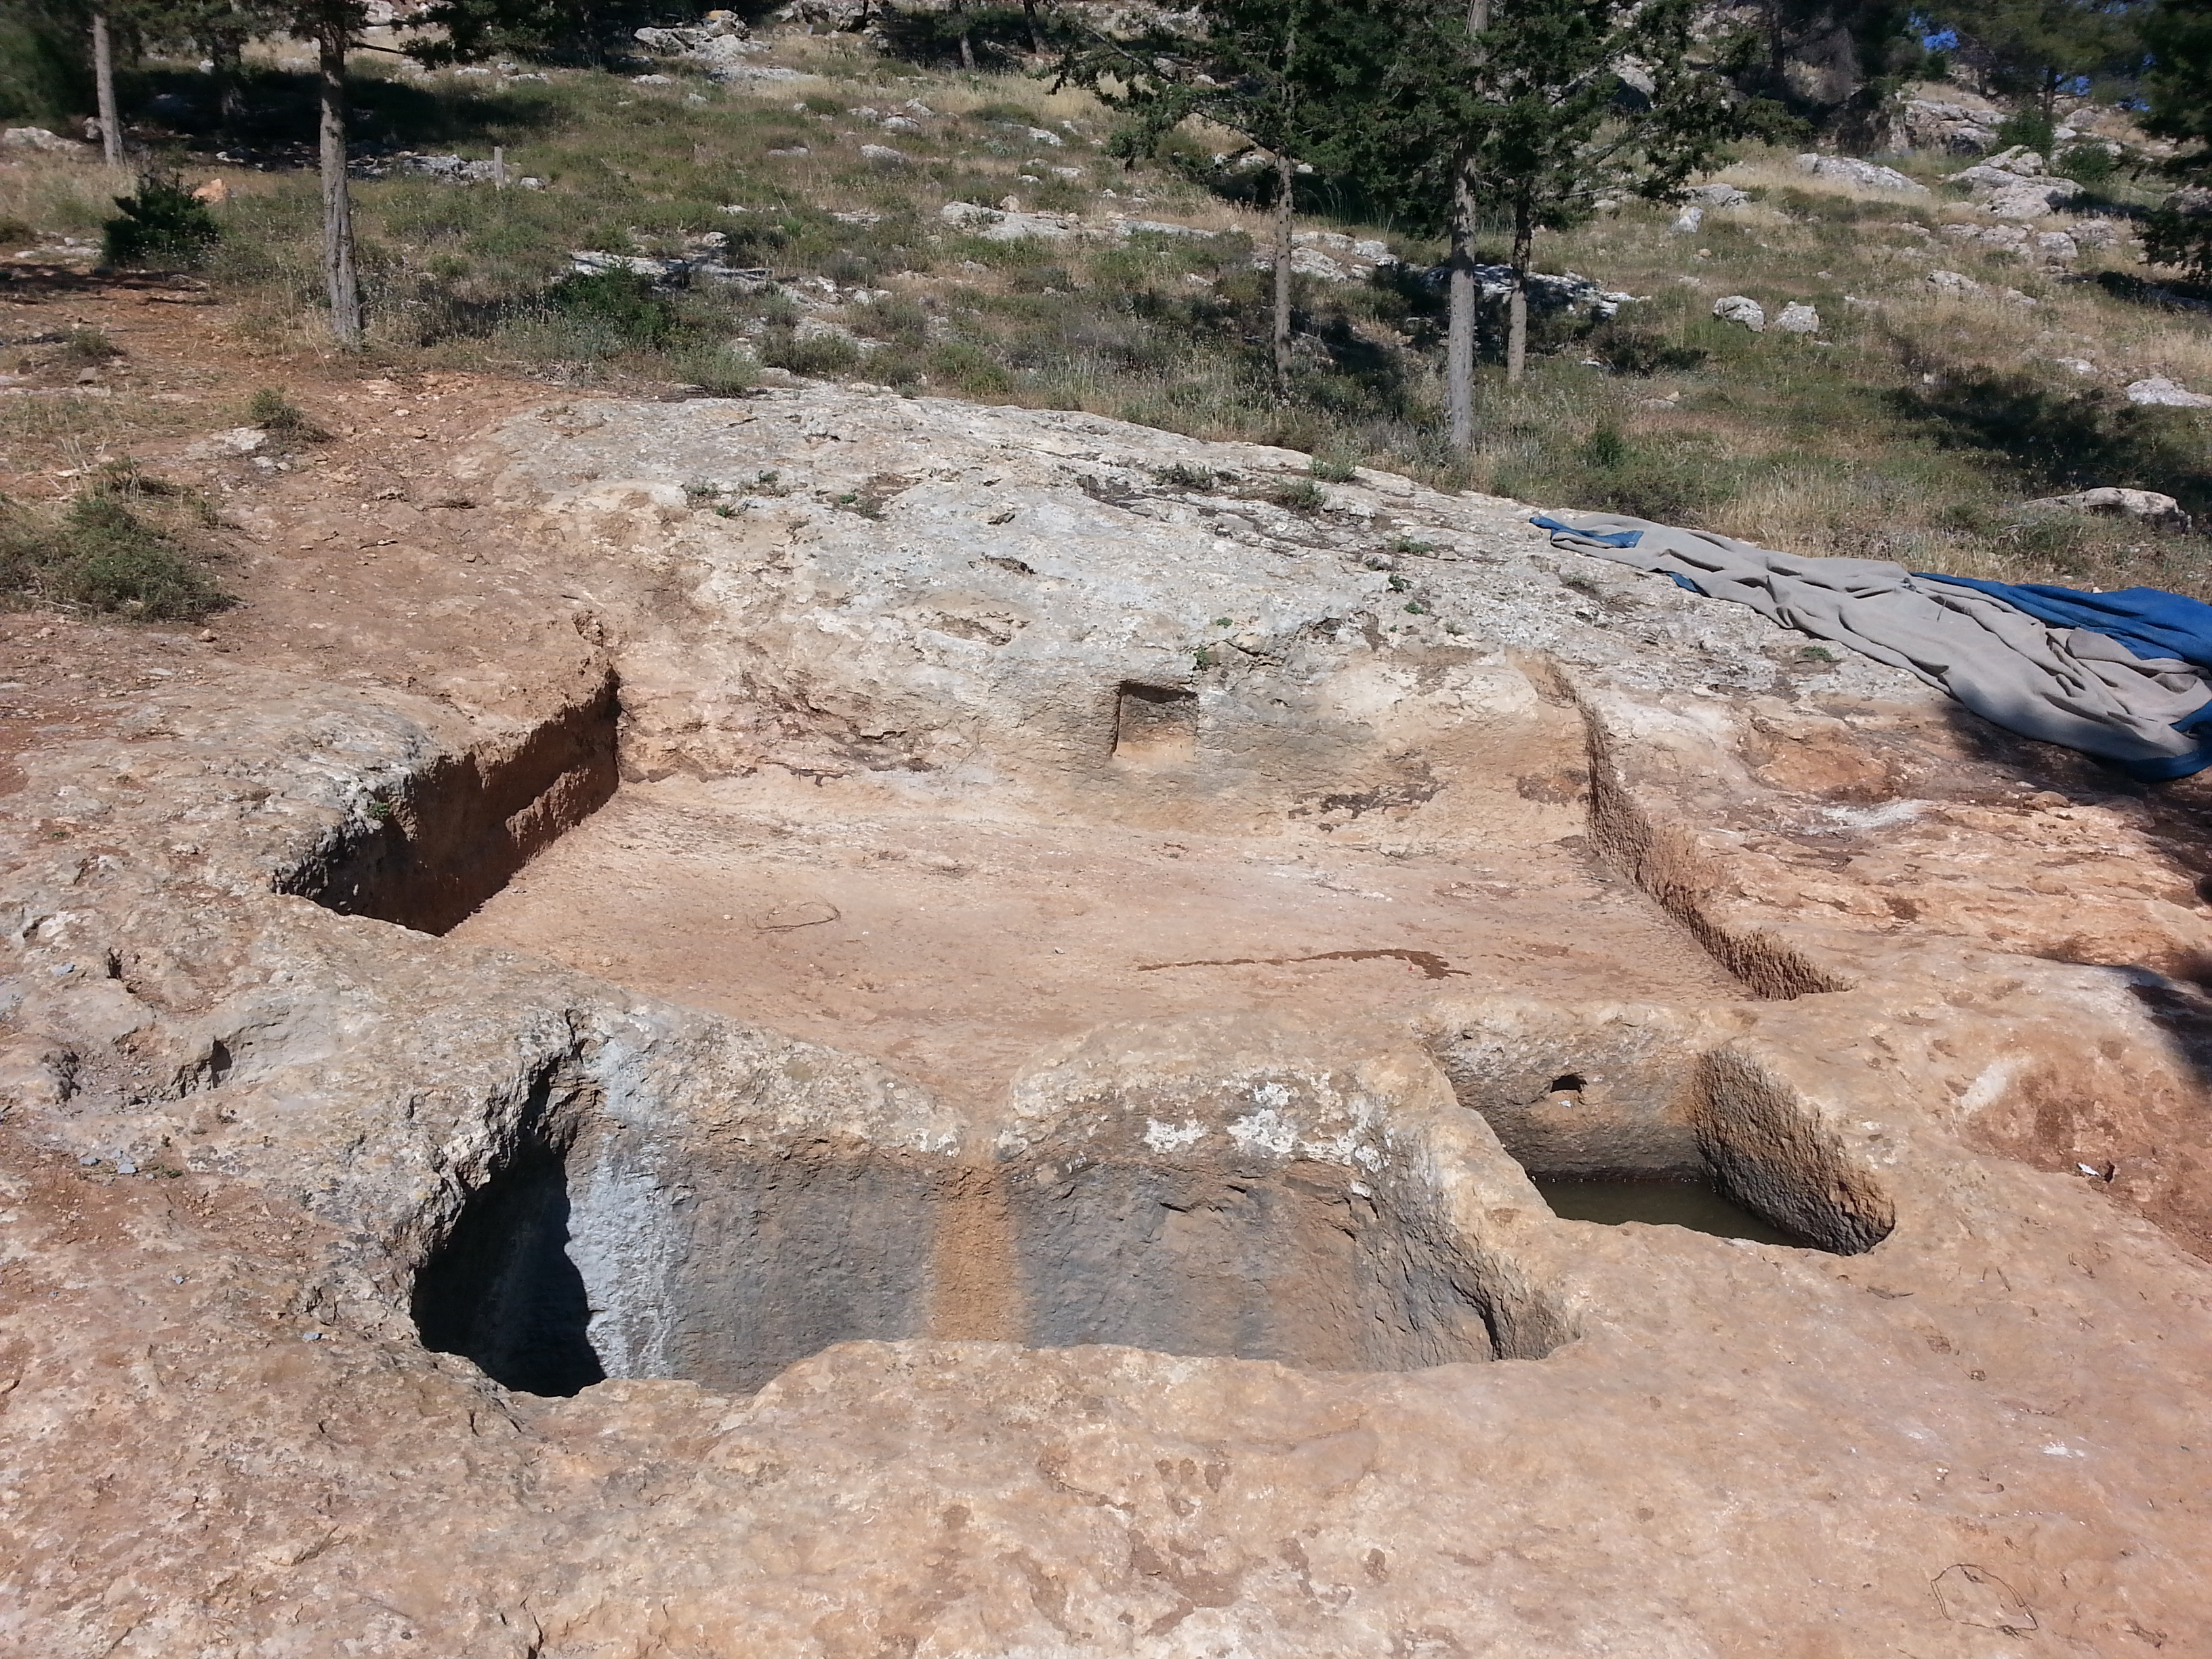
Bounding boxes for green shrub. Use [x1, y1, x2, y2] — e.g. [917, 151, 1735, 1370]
[1496, 426, 1732, 525]
[924, 339, 1012, 395]
[0, 469, 228, 621]
[758, 327, 865, 377]
[61, 325, 120, 365]
[1582, 424, 1629, 469]
[666, 340, 760, 396]
[1269, 476, 1328, 512]
[1311, 456, 1357, 483]
[1993, 108, 2057, 157]
[547, 268, 678, 346]
[247, 387, 329, 445]
[102, 174, 221, 270]
[2053, 141, 2116, 188]
[1590, 321, 1707, 376]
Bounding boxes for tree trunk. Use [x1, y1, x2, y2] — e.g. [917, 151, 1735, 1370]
[1023, 0, 1044, 56]
[956, 9, 975, 70]
[1445, 162, 1478, 452]
[91, 11, 122, 167]
[319, 23, 363, 348]
[1505, 202, 1532, 384]
[210, 31, 247, 138]
[1272, 150, 1296, 393]
[1446, 0, 1492, 450]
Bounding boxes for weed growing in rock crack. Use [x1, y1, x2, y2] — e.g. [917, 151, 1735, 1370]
[0, 466, 230, 621]
[1390, 536, 1436, 557]
[1269, 477, 1329, 512]
[1310, 457, 1357, 483]
[1155, 462, 1227, 491]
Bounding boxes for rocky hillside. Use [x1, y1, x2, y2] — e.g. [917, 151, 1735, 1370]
[0, 7, 2207, 617]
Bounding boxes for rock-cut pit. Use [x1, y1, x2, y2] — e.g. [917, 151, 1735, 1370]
[279, 394, 1897, 1398]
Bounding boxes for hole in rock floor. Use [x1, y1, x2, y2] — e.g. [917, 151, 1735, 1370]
[448, 777, 1746, 1104]
[1532, 1176, 1805, 1246]
[414, 1135, 1519, 1396]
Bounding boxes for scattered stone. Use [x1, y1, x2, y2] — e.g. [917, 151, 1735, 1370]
[1794, 154, 1928, 194]
[1684, 183, 1750, 208]
[2027, 487, 2190, 526]
[2001, 288, 2039, 307]
[1926, 269, 1983, 295]
[1026, 127, 1064, 147]
[388, 154, 544, 189]
[1712, 294, 1766, 331]
[1947, 150, 2081, 219]
[1, 126, 87, 155]
[2125, 375, 2212, 408]
[2049, 356, 2097, 375]
[2070, 217, 2124, 250]
[184, 428, 269, 459]
[1671, 205, 1704, 234]
[632, 18, 778, 81]
[1251, 230, 1399, 283]
[633, 73, 672, 85]
[1950, 146, 2047, 186]
[1986, 182, 2080, 220]
[2032, 230, 2078, 261]
[859, 144, 908, 167]
[1942, 221, 2028, 251]
[940, 201, 1077, 241]
[1773, 302, 1820, 334]
[1898, 96, 2003, 155]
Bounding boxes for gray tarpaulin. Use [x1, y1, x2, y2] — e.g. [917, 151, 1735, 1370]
[1540, 512, 2212, 774]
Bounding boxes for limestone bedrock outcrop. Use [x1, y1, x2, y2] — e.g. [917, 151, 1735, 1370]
[5, 385, 2212, 1656]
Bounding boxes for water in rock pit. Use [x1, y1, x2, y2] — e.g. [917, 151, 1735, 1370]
[1533, 1176, 1805, 1246]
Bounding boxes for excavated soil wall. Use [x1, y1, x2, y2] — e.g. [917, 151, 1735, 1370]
[285, 675, 621, 935]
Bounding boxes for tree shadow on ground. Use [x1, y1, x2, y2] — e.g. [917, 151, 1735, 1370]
[130, 63, 557, 158]
[1889, 367, 2212, 518]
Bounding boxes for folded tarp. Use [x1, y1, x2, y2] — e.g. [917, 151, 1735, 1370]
[1534, 512, 2212, 780]
[1913, 574, 2212, 672]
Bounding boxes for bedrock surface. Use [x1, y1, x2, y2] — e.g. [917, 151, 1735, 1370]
[4, 387, 2212, 1656]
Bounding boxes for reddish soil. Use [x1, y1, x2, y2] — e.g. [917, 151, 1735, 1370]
[452, 775, 1744, 1103]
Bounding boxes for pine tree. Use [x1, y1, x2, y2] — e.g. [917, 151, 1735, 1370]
[2144, 0, 2212, 277]
[1389, 0, 1771, 449]
[1941, 0, 2142, 118]
[1054, 0, 1397, 393]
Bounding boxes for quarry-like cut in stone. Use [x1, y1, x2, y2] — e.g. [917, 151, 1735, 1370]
[445, 771, 1744, 1107]
[13, 388, 2212, 1657]
[407, 1021, 1575, 1395]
